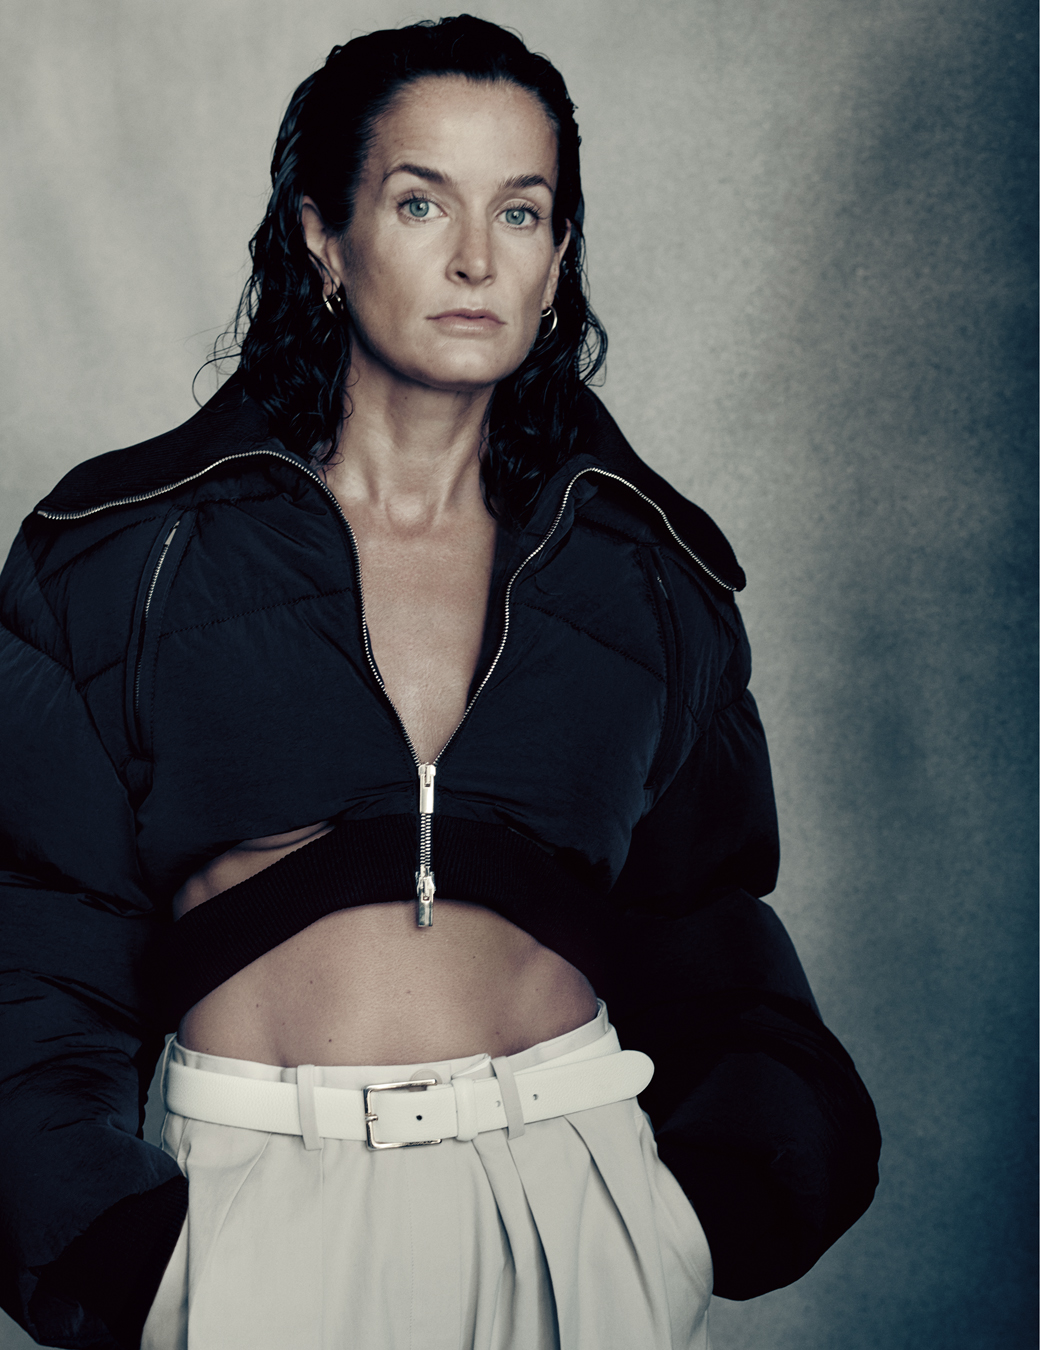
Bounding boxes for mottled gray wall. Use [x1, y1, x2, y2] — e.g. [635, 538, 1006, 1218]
[0, 2, 1034, 1347]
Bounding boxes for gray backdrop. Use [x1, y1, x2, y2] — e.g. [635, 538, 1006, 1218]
[1, 2, 1034, 1347]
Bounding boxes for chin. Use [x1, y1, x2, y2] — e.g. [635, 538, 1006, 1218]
[361, 323, 534, 393]
[411, 353, 526, 394]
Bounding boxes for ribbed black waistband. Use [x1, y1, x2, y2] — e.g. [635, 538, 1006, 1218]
[163, 815, 609, 1026]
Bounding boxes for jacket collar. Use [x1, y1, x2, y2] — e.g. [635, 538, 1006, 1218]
[564, 390, 745, 591]
[35, 375, 745, 591]
[35, 376, 276, 521]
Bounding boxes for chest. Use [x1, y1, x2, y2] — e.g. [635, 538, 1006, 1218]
[346, 506, 497, 764]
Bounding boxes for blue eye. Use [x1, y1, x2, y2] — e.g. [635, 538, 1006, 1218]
[504, 207, 530, 226]
[405, 198, 431, 219]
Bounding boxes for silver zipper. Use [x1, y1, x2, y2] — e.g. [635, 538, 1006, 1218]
[311, 503, 437, 926]
[584, 469, 735, 591]
[43, 449, 735, 925]
[37, 450, 323, 522]
[416, 763, 436, 926]
[133, 518, 181, 720]
[145, 520, 181, 619]
[396, 477, 589, 925]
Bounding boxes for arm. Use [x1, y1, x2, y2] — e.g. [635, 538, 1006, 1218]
[607, 622, 881, 1298]
[0, 534, 186, 1350]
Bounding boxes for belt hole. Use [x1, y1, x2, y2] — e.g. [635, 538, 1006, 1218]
[416, 1114, 423, 1120]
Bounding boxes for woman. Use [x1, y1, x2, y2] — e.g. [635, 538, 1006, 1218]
[0, 16, 879, 1350]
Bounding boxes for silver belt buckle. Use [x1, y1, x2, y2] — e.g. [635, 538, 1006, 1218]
[363, 1079, 442, 1150]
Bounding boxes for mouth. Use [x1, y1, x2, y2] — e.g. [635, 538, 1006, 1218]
[429, 308, 504, 326]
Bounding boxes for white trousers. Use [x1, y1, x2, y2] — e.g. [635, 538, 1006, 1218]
[143, 1003, 712, 1350]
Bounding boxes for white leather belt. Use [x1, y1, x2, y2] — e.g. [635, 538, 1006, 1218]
[165, 1050, 654, 1150]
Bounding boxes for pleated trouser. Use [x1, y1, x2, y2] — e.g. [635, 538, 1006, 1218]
[143, 1005, 713, 1350]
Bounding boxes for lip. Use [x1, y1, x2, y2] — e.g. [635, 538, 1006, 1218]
[429, 308, 504, 325]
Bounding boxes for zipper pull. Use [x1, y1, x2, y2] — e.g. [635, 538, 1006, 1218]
[416, 762, 436, 927]
[418, 762, 436, 815]
[416, 865, 435, 927]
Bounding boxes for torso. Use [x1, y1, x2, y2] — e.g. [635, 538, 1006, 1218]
[176, 488, 597, 1066]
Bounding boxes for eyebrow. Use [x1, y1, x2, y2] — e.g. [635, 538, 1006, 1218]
[383, 163, 553, 193]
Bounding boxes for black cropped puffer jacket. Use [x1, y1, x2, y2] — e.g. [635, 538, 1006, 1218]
[0, 378, 880, 1349]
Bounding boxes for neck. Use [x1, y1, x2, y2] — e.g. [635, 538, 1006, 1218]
[320, 344, 495, 526]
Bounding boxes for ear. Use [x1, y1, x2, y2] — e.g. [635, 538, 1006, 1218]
[543, 220, 573, 309]
[300, 195, 342, 297]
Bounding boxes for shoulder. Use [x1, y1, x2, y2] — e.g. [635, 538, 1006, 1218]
[5, 379, 282, 650]
[15, 377, 285, 586]
[570, 387, 745, 594]
[569, 386, 747, 658]
[564, 390, 751, 711]
[32, 376, 275, 525]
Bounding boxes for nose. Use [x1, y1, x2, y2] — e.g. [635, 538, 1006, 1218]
[449, 214, 494, 287]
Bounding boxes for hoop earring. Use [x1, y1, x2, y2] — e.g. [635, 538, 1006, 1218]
[323, 287, 343, 318]
[540, 304, 558, 336]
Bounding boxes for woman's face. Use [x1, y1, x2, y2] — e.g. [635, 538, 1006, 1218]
[305, 76, 571, 395]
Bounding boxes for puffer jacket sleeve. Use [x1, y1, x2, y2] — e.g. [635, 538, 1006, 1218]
[606, 582, 881, 1301]
[0, 530, 186, 1350]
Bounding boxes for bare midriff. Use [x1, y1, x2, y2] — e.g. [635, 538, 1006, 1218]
[174, 824, 597, 1066]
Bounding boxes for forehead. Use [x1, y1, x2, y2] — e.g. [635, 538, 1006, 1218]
[365, 76, 560, 188]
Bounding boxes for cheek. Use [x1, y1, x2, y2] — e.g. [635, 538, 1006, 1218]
[505, 241, 555, 309]
[341, 224, 408, 299]
[344, 239, 407, 316]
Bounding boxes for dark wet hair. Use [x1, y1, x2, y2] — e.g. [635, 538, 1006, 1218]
[225, 14, 606, 526]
